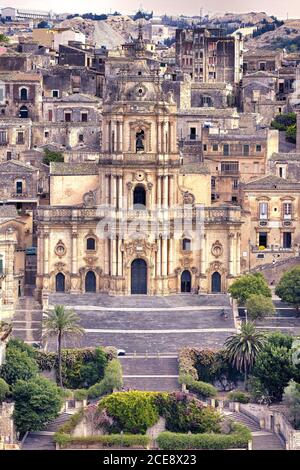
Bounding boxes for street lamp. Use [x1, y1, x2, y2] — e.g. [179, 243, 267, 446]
[244, 308, 248, 323]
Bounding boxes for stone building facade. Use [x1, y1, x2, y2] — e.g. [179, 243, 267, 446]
[35, 47, 243, 298]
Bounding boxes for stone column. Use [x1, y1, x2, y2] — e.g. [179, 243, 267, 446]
[161, 122, 165, 153]
[200, 234, 207, 276]
[157, 121, 161, 153]
[168, 237, 174, 274]
[105, 175, 110, 205]
[112, 175, 117, 209]
[119, 121, 123, 153]
[169, 176, 174, 207]
[228, 233, 235, 276]
[71, 231, 78, 273]
[43, 231, 49, 275]
[127, 182, 133, 209]
[157, 176, 162, 208]
[104, 238, 109, 275]
[162, 175, 169, 209]
[156, 236, 161, 277]
[161, 237, 168, 276]
[118, 176, 123, 210]
[117, 238, 123, 277]
[236, 233, 241, 276]
[111, 237, 117, 276]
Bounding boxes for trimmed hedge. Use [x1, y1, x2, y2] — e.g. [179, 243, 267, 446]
[54, 433, 150, 449]
[179, 374, 217, 398]
[227, 391, 250, 404]
[157, 423, 251, 450]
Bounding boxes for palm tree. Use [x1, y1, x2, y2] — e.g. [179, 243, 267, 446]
[43, 305, 84, 387]
[224, 322, 266, 390]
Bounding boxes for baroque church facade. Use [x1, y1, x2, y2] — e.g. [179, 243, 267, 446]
[35, 40, 243, 299]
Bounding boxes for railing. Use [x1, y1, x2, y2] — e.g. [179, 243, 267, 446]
[251, 245, 294, 253]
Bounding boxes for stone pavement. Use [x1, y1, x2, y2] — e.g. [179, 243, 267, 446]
[12, 297, 43, 344]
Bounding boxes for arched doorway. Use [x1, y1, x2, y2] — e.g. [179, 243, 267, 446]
[85, 271, 96, 293]
[211, 272, 221, 293]
[19, 105, 29, 118]
[55, 273, 65, 292]
[181, 270, 191, 293]
[133, 185, 146, 209]
[131, 258, 147, 294]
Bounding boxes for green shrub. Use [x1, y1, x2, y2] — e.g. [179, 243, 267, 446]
[228, 273, 271, 304]
[87, 359, 123, 399]
[0, 378, 10, 402]
[57, 409, 84, 435]
[157, 423, 251, 450]
[155, 392, 221, 434]
[98, 391, 160, 434]
[12, 376, 63, 433]
[0, 347, 38, 385]
[73, 389, 88, 401]
[245, 294, 275, 320]
[43, 148, 64, 166]
[271, 113, 296, 131]
[227, 391, 250, 404]
[178, 374, 217, 398]
[179, 348, 241, 390]
[54, 433, 150, 449]
[35, 347, 109, 389]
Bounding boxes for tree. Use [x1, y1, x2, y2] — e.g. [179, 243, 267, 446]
[224, 322, 266, 389]
[228, 273, 271, 305]
[12, 376, 63, 433]
[249, 332, 300, 402]
[43, 148, 64, 166]
[275, 267, 300, 314]
[286, 124, 297, 143]
[0, 34, 9, 44]
[283, 380, 300, 429]
[0, 378, 9, 402]
[0, 347, 38, 385]
[245, 294, 275, 320]
[43, 305, 84, 387]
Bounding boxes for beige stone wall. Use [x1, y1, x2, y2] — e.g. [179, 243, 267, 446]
[50, 175, 100, 206]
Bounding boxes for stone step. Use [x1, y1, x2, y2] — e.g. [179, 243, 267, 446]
[120, 357, 179, 375]
[252, 434, 284, 450]
[22, 435, 56, 451]
[122, 376, 180, 392]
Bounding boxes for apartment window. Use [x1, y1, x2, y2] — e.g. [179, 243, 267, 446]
[48, 109, 53, 122]
[256, 144, 262, 152]
[0, 256, 3, 274]
[203, 144, 207, 151]
[259, 202, 268, 220]
[259, 232, 267, 248]
[16, 181, 23, 194]
[223, 144, 229, 156]
[232, 196, 237, 203]
[259, 62, 266, 71]
[283, 232, 292, 249]
[20, 88, 28, 100]
[6, 151, 12, 160]
[81, 113, 88, 122]
[221, 162, 239, 174]
[283, 202, 292, 219]
[44, 131, 49, 138]
[211, 177, 216, 189]
[17, 132, 24, 144]
[0, 130, 7, 144]
[190, 127, 196, 140]
[182, 238, 191, 251]
[65, 113, 71, 122]
[52, 90, 59, 98]
[78, 134, 84, 143]
[212, 144, 218, 151]
[233, 178, 239, 189]
[243, 144, 250, 156]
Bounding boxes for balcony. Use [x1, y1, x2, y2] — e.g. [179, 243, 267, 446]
[251, 244, 294, 253]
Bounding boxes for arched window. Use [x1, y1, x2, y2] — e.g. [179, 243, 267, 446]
[136, 130, 145, 152]
[133, 185, 146, 208]
[182, 238, 191, 251]
[86, 237, 96, 251]
[19, 106, 28, 118]
[20, 88, 28, 100]
[55, 273, 65, 292]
